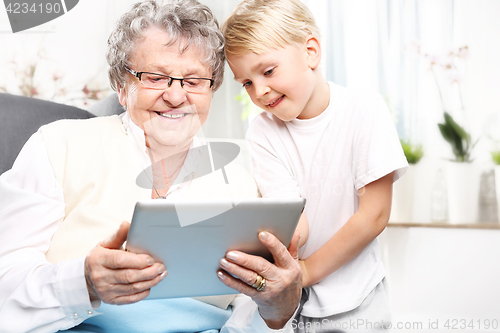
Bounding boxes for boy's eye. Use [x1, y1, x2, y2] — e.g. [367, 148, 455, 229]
[264, 67, 275, 76]
[242, 81, 252, 88]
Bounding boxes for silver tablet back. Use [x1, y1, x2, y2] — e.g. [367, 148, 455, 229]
[126, 198, 305, 299]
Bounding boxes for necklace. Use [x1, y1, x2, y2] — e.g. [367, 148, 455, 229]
[123, 115, 183, 199]
[148, 149, 185, 199]
[151, 159, 168, 199]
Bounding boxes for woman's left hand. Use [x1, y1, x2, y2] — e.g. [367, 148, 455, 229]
[218, 230, 302, 329]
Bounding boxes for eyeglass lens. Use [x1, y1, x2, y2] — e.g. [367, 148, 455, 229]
[140, 73, 211, 93]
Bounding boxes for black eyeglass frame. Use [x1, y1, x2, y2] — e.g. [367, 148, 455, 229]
[123, 65, 214, 90]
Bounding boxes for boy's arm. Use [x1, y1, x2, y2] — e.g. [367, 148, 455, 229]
[300, 172, 393, 288]
[296, 213, 309, 249]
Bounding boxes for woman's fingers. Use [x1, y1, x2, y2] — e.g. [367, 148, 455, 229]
[221, 231, 298, 281]
[93, 262, 166, 285]
[98, 271, 166, 305]
[100, 221, 130, 250]
[217, 269, 260, 297]
[87, 251, 167, 304]
[258, 231, 298, 269]
[218, 231, 303, 328]
[85, 223, 167, 305]
[100, 249, 155, 270]
[219, 257, 263, 288]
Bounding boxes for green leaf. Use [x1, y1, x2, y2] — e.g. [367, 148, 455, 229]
[438, 113, 474, 162]
[444, 112, 470, 143]
[438, 123, 453, 143]
[492, 151, 500, 165]
[400, 139, 423, 164]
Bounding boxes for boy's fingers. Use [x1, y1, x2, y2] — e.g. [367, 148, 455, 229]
[287, 230, 301, 261]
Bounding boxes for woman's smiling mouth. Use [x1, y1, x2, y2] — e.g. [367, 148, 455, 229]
[155, 111, 188, 119]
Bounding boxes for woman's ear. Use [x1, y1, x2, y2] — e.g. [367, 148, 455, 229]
[305, 36, 322, 69]
[117, 84, 127, 107]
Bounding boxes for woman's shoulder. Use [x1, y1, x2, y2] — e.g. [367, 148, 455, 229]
[40, 115, 125, 155]
[41, 115, 122, 133]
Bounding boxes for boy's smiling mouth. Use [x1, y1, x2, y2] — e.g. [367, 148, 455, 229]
[267, 95, 284, 107]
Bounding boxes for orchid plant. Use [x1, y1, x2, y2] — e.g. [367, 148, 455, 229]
[423, 45, 477, 162]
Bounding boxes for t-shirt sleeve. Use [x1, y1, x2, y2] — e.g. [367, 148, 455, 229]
[352, 93, 408, 190]
[246, 116, 301, 199]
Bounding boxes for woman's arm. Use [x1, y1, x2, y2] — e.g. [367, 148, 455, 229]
[299, 172, 393, 288]
[0, 132, 97, 332]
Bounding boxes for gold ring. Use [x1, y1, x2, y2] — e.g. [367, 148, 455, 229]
[251, 274, 263, 288]
[256, 278, 266, 291]
[251, 274, 266, 291]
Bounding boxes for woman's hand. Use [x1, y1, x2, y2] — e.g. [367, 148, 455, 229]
[218, 230, 303, 329]
[84, 222, 167, 305]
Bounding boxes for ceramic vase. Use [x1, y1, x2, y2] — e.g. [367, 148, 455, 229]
[446, 162, 480, 224]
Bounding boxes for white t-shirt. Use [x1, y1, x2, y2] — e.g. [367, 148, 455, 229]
[246, 82, 408, 317]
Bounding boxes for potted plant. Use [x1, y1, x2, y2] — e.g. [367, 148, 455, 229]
[391, 139, 423, 222]
[429, 46, 480, 224]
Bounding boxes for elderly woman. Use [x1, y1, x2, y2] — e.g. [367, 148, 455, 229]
[0, 0, 302, 332]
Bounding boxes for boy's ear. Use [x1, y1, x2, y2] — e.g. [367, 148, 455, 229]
[305, 36, 321, 69]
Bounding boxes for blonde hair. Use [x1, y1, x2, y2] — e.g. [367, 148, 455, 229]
[222, 0, 320, 56]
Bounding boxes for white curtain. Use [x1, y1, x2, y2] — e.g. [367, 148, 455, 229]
[2, 0, 499, 150]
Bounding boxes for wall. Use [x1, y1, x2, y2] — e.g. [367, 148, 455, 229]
[380, 226, 500, 332]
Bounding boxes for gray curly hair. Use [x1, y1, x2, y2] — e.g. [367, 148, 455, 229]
[106, 0, 225, 92]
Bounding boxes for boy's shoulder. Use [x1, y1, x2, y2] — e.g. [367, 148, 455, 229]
[329, 83, 388, 118]
[246, 111, 282, 141]
[330, 82, 383, 104]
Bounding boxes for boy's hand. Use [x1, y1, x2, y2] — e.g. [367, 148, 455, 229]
[299, 260, 311, 288]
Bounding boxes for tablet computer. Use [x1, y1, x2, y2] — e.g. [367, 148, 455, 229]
[125, 197, 305, 299]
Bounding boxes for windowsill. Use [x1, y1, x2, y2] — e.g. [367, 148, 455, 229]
[388, 221, 500, 229]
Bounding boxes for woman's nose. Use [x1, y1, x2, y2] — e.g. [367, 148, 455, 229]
[162, 81, 187, 106]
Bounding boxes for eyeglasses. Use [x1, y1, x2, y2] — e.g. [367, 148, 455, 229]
[124, 66, 214, 93]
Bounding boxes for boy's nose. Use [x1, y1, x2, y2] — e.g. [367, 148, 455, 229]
[255, 83, 271, 98]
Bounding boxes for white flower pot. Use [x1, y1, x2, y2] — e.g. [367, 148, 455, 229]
[446, 162, 480, 224]
[496, 166, 500, 223]
[391, 165, 415, 222]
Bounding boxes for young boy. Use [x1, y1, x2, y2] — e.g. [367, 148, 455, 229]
[222, 0, 408, 331]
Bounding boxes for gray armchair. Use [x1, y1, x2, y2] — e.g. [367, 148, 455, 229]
[0, 93, 95, 175]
